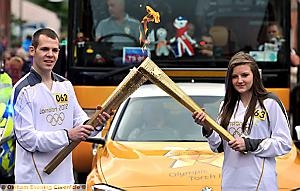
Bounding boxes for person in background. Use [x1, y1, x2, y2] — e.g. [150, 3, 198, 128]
[266, 22, 282, 41]
[128, 104, 179, 140]
[3, 49, 31, 77]
[258, 22, 285, 52]
[0, 60, 12, 104]
[74, 32, 89, 46]
[192, 51, 292, 190]
[11, 28, 111, 184]
[95, 0, 142, 43]
[259, 22, 300, 65]
[290, 48, 299, 89]
[0, 35, 9, 58]
[3, 50, 12, 73]
[0, 58, 15, 183]
[262, 22, 300, 87]
[291, 48, 299, 66]
[22, 35, 32, 53]
[6, 56, 24, 85]
[198, 34, 214, 57]
[15, 43, 31, 75]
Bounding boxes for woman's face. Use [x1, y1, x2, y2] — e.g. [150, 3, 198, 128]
[231, 64, 253, 96]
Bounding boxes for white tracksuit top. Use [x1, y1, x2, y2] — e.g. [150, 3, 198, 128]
[207, 95, 292, 191]
[12, 69, 89, 183]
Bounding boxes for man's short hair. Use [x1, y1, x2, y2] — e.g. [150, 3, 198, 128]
[31, 28, 59, 48]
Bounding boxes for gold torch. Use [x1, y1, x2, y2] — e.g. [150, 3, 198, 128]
[137, 57, 234, 142]
[44, 67, 147, 174]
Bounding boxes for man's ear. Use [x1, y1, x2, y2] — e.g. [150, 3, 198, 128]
[29, 46, 35, 57]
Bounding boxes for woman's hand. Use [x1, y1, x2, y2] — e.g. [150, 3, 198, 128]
[192, 110, 212, 132]
[228, 137, 246, 152]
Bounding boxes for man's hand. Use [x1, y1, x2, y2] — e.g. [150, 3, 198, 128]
[96, 105, 112, 126]
[68, 125, 94, 142]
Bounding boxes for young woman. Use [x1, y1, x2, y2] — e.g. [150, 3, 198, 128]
[192, 51, 292, 190]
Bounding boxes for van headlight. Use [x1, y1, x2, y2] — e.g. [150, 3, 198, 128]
[92, 184, 124, 191]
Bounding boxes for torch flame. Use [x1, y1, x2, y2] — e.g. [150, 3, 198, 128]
[142, 6, 160, 35]
[140, 5, 160, 46]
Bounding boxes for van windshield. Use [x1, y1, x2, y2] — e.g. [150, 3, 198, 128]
[69, 0, 289, 86]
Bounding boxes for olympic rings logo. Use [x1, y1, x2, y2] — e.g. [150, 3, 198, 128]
[228, 126, 243, 137]
[46, 112, 65, 126]
[228, 126, 249, 136]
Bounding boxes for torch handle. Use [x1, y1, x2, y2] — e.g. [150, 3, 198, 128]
[44, 141, 79, 174]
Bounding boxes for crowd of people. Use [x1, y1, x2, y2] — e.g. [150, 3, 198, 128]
[0, 34, 33, 183]
[1, 40, 31, 85]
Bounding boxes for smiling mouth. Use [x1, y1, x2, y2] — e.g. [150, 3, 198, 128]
[44, 60, 54, 64]
[236, 85, 246, 89]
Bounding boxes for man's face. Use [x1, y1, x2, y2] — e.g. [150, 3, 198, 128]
[107, 0, 124, 19]
[29, 34, 60, 73]
[200, 36, 214, 50]
[3, 52, 11, 72]
[267, 25, 280, 40]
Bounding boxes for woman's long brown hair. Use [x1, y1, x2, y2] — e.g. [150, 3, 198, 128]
[220, 52, 269, 133]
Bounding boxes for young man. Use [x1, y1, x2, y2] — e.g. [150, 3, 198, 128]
[11, 28, 110, 183]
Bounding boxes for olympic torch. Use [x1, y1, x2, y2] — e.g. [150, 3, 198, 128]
[137, 57, 234, 142]
[44, 67, 147, 174]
